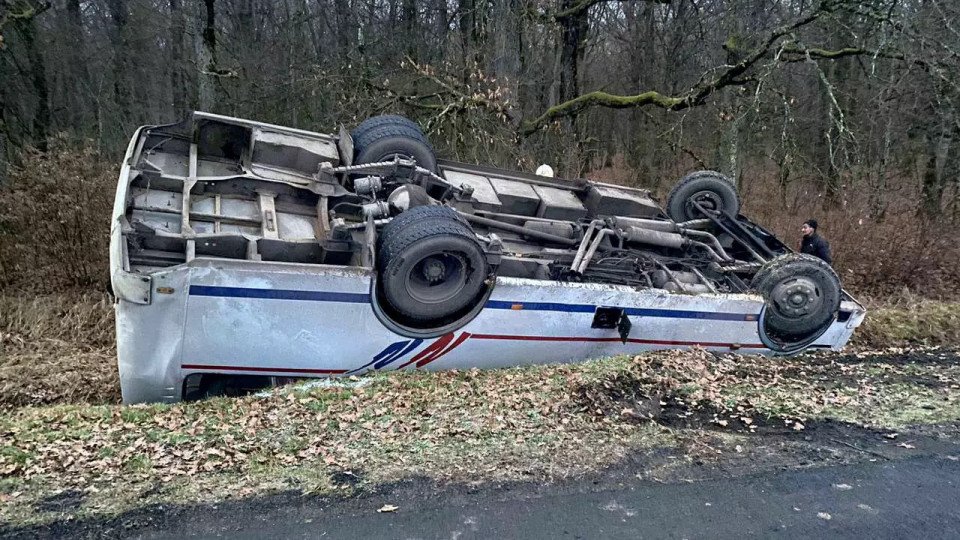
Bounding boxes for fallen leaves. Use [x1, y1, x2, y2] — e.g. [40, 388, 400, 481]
[0, 362, 660, 495]
[1, 345, 959, 527]
[583, 347, 960, 434]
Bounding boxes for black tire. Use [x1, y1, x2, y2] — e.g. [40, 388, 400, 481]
[666, 170, 741, 222]
[378, 213, 488, 323]
[353, 125, 436, 172]
[752, 254, 841, 343]
[352, 115, 425, 143]
[354, 123, 431, 151]
[379, 205, 469, 253]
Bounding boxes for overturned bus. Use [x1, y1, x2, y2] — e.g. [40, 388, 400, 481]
[110, 112, 866, 403]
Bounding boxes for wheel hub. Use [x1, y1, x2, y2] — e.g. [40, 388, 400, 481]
[422, 257, 446, 283]
[771, 277, 822, 318]
[405, 253, 469, 305]
[687, 190, 723, 215]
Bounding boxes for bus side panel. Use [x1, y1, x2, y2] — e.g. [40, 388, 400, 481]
[179, 271, 771, 378]
[116, 268, 191, 404]
[180, 264, 390, 376]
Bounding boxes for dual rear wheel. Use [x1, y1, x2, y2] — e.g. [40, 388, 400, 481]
[375, 206, 492, 334]
[352, 117, 490, 333]
[351, 115, 437, 172]
[753, 254, 842, 351]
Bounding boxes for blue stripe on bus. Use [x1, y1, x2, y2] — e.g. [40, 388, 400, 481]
[188, 285, 369, 303]
[189, 285, 758, 321]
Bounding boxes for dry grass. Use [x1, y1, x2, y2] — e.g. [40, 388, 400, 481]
[0, 361, 678, 524]
[0, 138, 116, 292]
[852, 297, 960, 349]
[0, 294, 118, 408]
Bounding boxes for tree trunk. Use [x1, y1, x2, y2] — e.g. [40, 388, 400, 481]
[0, 64, 10, 182]
[401, 0, 419, 61]
[716, 90, 741, 185]
[459, 0, 475, 71]
[557, 0, 587, 111]
[335, 0, 356, 67]
[169, 0, 188, 118]
[920, 121, 952, 217]
[107, 0, 130, 127]
[717, 33, 746, 187]
[870, 118, 892, 221]
[556, 0, 589, 172]
[943, 138, 959, 222]
[198, 0, 218, 112]
[16, 11, 49, 151]
[64, 0, 87, 132]
[433, 0, 449, 60]
[817, 60, 842, 209]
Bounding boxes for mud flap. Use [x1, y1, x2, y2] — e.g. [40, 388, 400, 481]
[592, 307, 632, 344]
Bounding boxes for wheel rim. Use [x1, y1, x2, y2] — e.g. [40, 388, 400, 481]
[404, 252, 469, 304]
[685, 189, 724, 216]
[770, 276, 823, 320]
[377, 152, 415, 162]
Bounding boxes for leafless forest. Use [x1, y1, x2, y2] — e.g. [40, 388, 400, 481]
[0, 0, 958, 297]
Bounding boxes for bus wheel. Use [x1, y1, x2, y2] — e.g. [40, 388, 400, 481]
[353, 124, 437, 173]
[753, 254, 841, 346]
[666, 170, 741, 222]
[378, 206, 489, 326]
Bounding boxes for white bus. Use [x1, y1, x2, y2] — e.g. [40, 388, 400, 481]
[111, 112, 865, 403]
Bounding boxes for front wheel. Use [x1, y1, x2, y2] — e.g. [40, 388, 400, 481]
[752, 254, 841, 351]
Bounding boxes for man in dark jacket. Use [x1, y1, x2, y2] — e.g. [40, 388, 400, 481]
[799, 219, 831, 265]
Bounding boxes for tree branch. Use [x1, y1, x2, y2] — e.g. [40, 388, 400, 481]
[526, 0, 669, 22]
[521, 91, 685, 135]
[520, 8, 824, 135]
[0, 1, 50, 50]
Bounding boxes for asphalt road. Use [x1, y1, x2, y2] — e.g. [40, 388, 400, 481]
[121, 456, 960, 540]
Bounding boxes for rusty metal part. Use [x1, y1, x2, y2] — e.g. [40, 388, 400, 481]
[572, 220, 605, 271]
[458, 212, 579, 246]
[681, 229, 733, 261]
[621, 227, 686, 249]
[690, 267, 718, 293]
[576, 228, 615, 273]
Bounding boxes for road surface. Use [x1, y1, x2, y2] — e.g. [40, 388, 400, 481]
[16, 455, 952, 539]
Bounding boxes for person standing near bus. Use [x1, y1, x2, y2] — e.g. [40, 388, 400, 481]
[799, 219, 832, 265]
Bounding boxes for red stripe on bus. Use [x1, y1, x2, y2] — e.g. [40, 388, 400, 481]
[469, 334, 768, 349]
[181, 364, 348, 374]
[417, 331, 471, 368]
